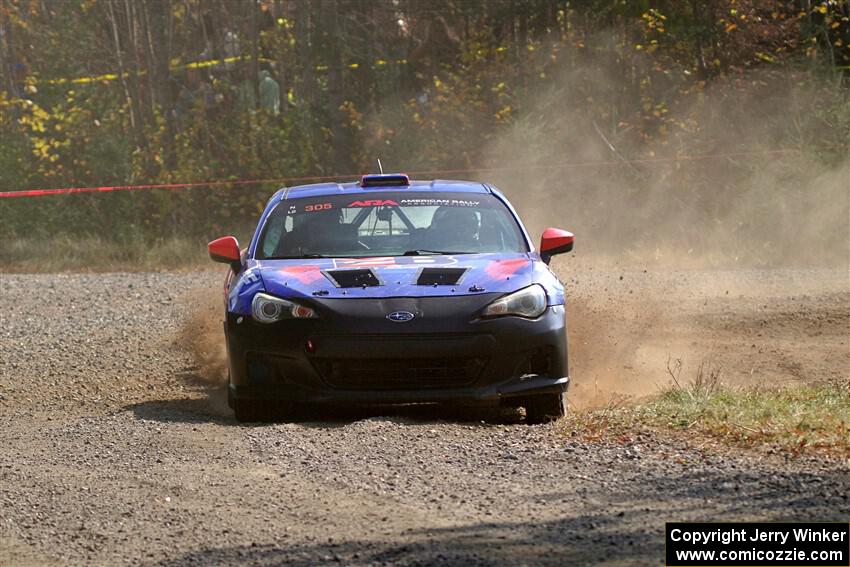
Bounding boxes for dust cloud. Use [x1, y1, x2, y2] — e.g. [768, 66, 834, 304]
[176, 286, 229, 387]
[473, 61, 849, 270]
[471, 57, 849, 407]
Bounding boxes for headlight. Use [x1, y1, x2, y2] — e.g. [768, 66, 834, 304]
[251, 292, 318, 323]
[481, 284, 547, 319]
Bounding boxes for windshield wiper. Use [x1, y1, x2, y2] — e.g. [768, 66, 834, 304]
[402, 249, 470, 256]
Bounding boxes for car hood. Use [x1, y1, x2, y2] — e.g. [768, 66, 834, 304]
[251, 253, 535, 300]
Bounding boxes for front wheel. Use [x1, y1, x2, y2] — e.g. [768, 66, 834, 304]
[233, 399, 275, 423]
[524, 393, 566, 424]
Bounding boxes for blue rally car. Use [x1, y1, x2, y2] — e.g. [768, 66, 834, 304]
[209, 173, 575, 423]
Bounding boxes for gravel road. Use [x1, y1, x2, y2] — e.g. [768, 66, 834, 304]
[1, 267, 848, 566]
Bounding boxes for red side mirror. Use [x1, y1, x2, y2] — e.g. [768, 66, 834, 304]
[540, 228, 574, 264]
[208, 236, 241, 268]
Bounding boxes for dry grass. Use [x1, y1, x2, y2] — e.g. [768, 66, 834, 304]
[641, 378, 850, 457]
[563, 364, 850, 458]
[0, 234, 212, 272]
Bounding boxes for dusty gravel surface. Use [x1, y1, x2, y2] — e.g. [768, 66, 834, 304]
[1, 267, 848, 566]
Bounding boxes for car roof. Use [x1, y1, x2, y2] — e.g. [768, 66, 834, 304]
[280, 179, 491, 200]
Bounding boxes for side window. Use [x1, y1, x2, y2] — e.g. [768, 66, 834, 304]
[261, 213, 291, 258]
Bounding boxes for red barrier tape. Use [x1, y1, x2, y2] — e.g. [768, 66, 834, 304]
[0, 176, 347, 199]
[0, 149, 799, 199]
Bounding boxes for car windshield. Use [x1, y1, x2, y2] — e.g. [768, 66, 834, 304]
[256, 191, 527, 259]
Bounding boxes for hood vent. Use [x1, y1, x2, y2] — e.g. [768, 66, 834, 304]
[324, 268, 381, 288]
[417, 267, 467, 286]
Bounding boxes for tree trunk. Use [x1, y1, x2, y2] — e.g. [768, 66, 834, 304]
[326, 0, 351, 174]
[146, 0, 176, 171]
[294, 0, 314, 105]
[106, 0, 143, 161]
[0, 3, 18, 97]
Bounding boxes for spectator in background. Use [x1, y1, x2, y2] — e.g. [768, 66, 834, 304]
[223, 29, 240, 71]
[174, 67, 220, 128]
[236, 64, 256, 113]
[174, 69, 199, 130]
[259, 70, 280, 115]
[12, 61, 29, 98]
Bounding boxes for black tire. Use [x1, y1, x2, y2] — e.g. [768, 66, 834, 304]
[524, 393, 566, 424]
[233, 399, 275, 423]
[226, 376, 234, 409]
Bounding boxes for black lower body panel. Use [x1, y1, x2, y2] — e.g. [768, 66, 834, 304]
[225, 294, 569, 407]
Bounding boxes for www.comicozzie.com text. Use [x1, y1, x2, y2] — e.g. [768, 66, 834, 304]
[670, 527, 848, 546]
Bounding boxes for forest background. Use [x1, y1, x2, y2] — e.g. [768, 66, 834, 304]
[1, 0, 848, 269]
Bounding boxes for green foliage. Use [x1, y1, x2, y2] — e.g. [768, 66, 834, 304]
[0, 0, 848, 253]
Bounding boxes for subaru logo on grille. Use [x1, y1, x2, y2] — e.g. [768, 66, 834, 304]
[387, 311, 415, 322]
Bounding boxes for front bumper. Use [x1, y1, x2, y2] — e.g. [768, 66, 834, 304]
[225, 293, 568, 406]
